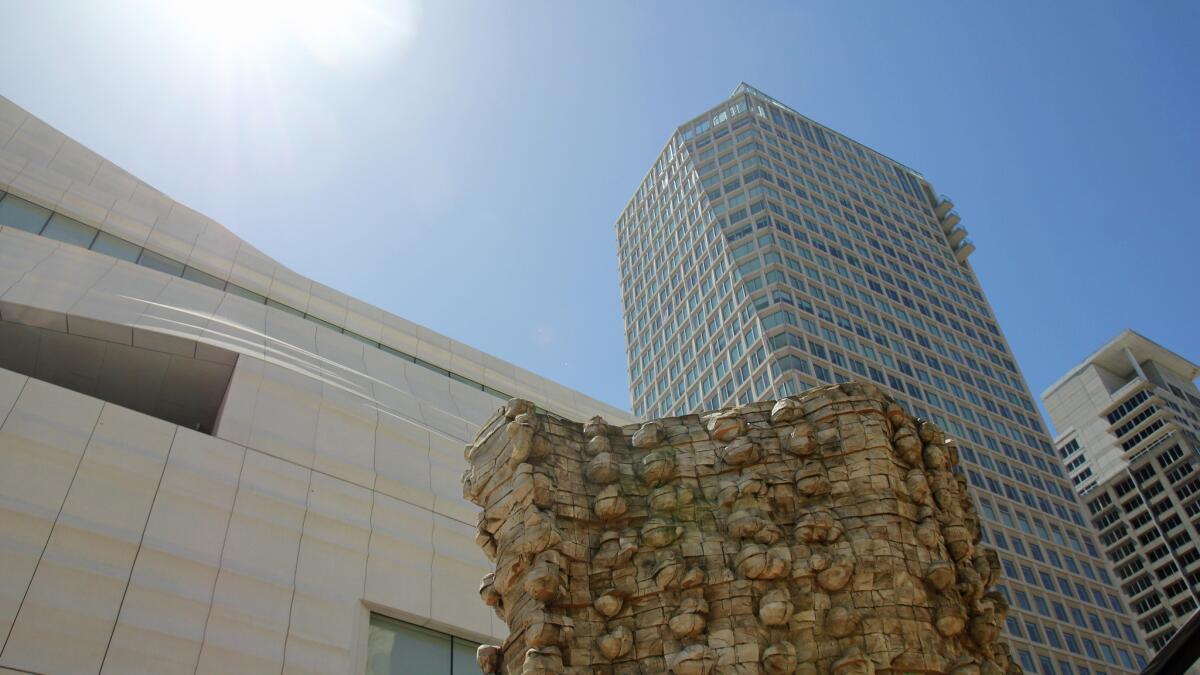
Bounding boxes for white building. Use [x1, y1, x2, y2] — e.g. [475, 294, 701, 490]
[0, 95, 633, 675]
[1043, 330, 1200, 653]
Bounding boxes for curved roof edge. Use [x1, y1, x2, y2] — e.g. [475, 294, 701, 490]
[0, 94, 634, 425]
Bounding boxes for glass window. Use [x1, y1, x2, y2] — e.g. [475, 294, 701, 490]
[138, 249, 186, 277]
[91, 232, 142, 262]
[449, 371, 482, 390]
[380, 343, 416, 362]
[368, 616, 450, 674]
[1046, 627, 1061, 649]
[182, 265, 227, 291]
[227, 284, 267, 304]
[0, 193, 53, 234]
[414, 357, 449, 377]
[41, 213, 98, 247]
[1064, 632, 1080, 653]
[1099, 643, 1116, 665]
[451, 639, 477, 675]
[267, 298, 305, 317]
[366, 614, 478, 675]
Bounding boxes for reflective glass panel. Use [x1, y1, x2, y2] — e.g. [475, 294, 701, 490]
[226, 284, 266, 304]
[182, 265, 226, 290]
[0, 194, 52, 234]
[451, 638, 478, 675]
[89, 233, 142, 261]
[91, 232, 142, 262]
[41, 214, 98, 248]
[138, 249, 185, 277]
[367, 615, 450, 675]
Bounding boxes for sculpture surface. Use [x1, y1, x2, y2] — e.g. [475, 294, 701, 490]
[462, 382, 1022, 674]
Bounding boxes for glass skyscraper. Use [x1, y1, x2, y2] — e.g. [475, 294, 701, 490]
[615, 83, 1148, 674]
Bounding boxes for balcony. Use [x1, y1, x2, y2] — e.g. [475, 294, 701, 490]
[935, 196, 954, 218]
[1125, 426, 1177, 463]
[940, 210, 961, 233]
[954, 239, 975, 264]
[948, 226, 969, 247]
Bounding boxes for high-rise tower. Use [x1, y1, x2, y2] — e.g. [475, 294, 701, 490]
[1043, 330, 1200, 652]
[615, 84, 1148, 674]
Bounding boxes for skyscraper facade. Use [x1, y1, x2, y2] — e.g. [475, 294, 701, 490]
[615, 84, 1148, 674]
[1043, 330, 1200, 652]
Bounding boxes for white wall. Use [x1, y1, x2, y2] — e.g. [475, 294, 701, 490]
[0, 94, 635, 674]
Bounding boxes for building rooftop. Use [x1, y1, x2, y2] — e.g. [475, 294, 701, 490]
[730, 81, 925, 177]
[1042, 329, 1200, 401]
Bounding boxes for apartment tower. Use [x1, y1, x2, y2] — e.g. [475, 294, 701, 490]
[1043, 330, 1200, 652]
[615, 84, 1148, 674]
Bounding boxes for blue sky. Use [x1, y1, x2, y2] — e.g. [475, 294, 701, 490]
[2, 1, 1197, 426]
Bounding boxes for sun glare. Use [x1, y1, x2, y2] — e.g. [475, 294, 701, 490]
[167, 0, 416, 68]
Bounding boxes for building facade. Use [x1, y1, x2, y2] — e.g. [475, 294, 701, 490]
[1043, 330, 1200, 653]
[615, 83, 1148, 674]
[0, 95, 635, 675]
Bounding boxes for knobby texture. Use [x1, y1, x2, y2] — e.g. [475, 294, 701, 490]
[462, 382, 1021, 674]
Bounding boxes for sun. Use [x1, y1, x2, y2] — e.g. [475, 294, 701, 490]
[163, 0, 417, 68]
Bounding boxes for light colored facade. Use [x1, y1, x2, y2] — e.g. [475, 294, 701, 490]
[615, 83, 1149, 674]
[1043, 330, 1200, 653]
[0, 95, 633, 675]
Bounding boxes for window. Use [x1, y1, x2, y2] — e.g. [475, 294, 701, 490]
[41, 213, 98, 247]
[1053, 602, 1068, 622]
[0, 193, 53, 233]
[183, 265, 227, 290]
[138, 249, 187, 277]
[1034, 595, 1050, 617]
[91, 231, 142, 262]
[1064, 632, 1080, 654]
[1100, 643, 1116, 666]
[367, 614, 479, 675]
[1046, 626, 1061, 649]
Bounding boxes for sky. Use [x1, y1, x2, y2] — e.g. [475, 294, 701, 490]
[1, 1, 1197, 429]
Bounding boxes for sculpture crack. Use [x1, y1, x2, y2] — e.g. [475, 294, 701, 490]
[463, 383, 1022, 675]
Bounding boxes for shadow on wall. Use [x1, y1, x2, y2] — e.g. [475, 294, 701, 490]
[0, 317, 235, 434]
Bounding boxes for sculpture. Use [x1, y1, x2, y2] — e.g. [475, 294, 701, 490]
[462, 382, 1022, 674]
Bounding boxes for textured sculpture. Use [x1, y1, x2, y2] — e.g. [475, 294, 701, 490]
[462, 382, 1022, 674]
